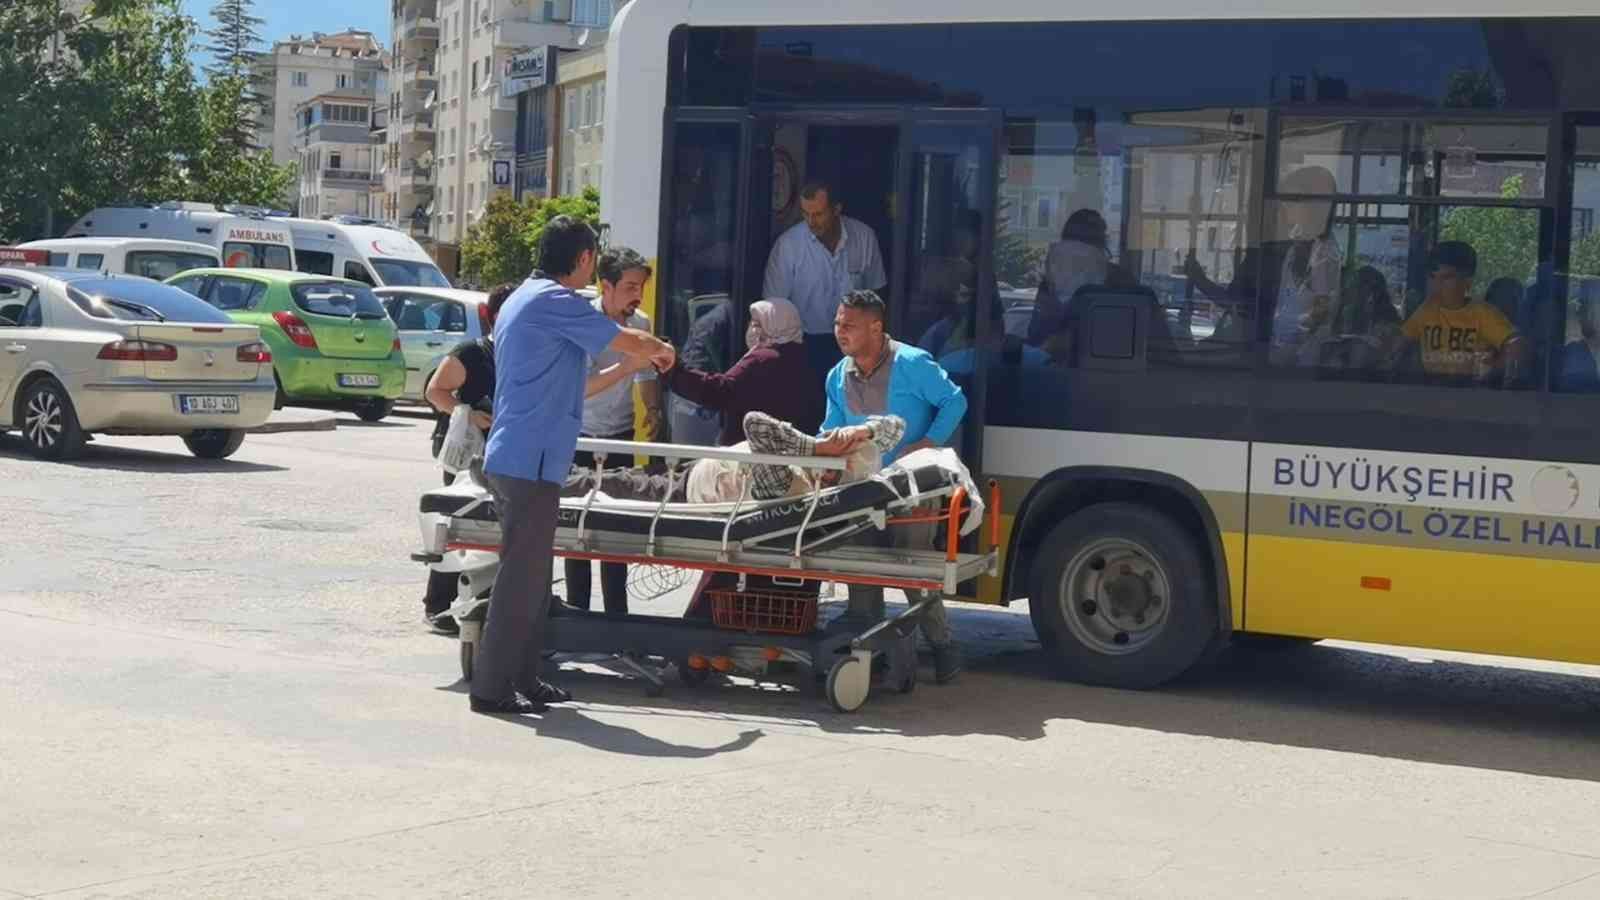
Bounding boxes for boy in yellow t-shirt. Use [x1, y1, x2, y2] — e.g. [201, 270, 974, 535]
[1393, 241, 1525, 383]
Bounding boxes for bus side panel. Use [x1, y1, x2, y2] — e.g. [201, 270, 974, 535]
[982, 427, 1248, 624]
[1245, 443, 1600, 665]
[1246, 537, 1600, 664]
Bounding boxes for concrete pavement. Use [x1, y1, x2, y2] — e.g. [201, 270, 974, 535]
[4, 412, 1600, 899]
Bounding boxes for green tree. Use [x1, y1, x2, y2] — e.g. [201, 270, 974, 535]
[202, 0, 265, 151]
[180, 74, 296, 207]
[523, 186, 603, 270]
[1440, 174, 1539, 289]
[1572, 230, 1600, 278]
[0, 0, 302, 242]
[460, 193, 543, 286]
[0, 0, 200, 240]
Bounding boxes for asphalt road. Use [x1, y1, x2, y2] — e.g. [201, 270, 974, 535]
[4, 412, 1600, 899]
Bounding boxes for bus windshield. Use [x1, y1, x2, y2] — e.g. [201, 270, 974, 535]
[370, 258, 451, 288]
[223, 242, 293, 271]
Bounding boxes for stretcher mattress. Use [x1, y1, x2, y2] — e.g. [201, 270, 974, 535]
[420, 463, 957, 544]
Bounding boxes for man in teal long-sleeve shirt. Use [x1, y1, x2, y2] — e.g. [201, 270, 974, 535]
[823, 289, 967, 683]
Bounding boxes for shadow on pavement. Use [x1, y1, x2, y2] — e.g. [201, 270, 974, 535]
[442, 600, 1600, 782]
[0, 436, 287, 474]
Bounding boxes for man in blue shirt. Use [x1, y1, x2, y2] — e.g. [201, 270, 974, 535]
[822, 289, 969, 683]
[764, 179, 888, 387]
[471, 216, 674, 716]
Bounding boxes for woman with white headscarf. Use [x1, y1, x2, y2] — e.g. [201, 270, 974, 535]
[658, 297, 824, 445]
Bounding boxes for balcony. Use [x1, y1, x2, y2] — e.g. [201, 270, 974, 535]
[323, 169, 381, 185]
[399, 13, 439, 41]
[401, 164, 435, 189]
[398, 111, 436, 140]
[401, 58, 437, 87]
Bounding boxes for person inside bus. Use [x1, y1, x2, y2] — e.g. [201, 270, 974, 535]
[826, 288, 968, 683]
[1264, 166, 1343, 366]
[1027, 209, 1111, 347]
[916, 210, 983, 358]
[659, 297, 824, 445]
[565, 247, 666, 619]
[657, 297, 823, 620]
[1388, 241, 1527, 385]
[1298, 265, 1402, 372]
[763, 178, 888, 387]
[1557, 280, 1600, 392]
[1485, 277, 1524, 327]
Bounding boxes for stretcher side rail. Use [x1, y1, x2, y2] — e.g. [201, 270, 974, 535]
[574, 436, 853, 562]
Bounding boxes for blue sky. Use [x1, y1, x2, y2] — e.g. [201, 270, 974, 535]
[181, 0, 390, 61]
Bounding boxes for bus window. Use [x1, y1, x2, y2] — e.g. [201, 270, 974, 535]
[1556, 127, 1600, 394]
[1264, 116, 1550, 389]
[296, 250, 335, 276]
[223, 242, 293, 270]
[664, 122, 740, 350]
[344, 261, 378, 286]
[127, 250, 218, 280]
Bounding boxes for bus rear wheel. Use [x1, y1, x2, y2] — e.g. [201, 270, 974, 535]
[1030, 503, 1216, 689]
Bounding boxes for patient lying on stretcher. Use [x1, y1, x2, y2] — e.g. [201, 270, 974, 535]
[560, 412, 906, 504]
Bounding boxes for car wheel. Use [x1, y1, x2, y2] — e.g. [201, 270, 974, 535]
[183, 429, 247, 460]
[20, 379, 87, 461]
[355, 399, 394, 423]
[273, 374, 287, 411]
[1030, 502, 1218, 689]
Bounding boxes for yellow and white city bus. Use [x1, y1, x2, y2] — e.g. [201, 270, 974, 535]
[601, 0, 1600, 688]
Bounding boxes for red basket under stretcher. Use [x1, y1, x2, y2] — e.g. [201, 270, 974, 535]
[708, 589, 819, 636]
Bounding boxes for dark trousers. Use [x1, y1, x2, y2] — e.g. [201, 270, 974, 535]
[804, 333, 843, 391]
[564, 430, 633, 615]
[474, 473, 561, 701]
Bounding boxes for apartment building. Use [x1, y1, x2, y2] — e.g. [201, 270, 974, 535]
[554, 45, 607, 199]
[254, 30, 388, 175]
[385, 0, 624, 274]
[294, 94, 385, 219]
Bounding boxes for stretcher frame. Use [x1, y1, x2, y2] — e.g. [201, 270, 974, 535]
[416, 438, 1002, 711]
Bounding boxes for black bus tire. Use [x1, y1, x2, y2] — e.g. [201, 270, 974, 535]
[1030, 502, 1216, 689]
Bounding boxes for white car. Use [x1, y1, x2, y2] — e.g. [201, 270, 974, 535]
[375, 286, 489, 403]
[0, 267, 276, 461]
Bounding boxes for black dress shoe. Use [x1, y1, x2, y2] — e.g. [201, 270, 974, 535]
[521, 679, 573, 704]
[469, 692, 545, 715]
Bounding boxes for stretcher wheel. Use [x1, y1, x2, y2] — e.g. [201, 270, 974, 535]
[679, 659, 711, 687]
[825, 656, 871, 713]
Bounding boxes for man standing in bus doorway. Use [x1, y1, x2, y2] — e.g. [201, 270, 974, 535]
[565, 246, 666, 617]
[764, 179, 888, 390]
[825, 289, 969, 683]
[471, 217, 675, 716]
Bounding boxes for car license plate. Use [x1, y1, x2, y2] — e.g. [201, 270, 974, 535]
[338, 373, 382, 388]
[179, 394, 239, 415]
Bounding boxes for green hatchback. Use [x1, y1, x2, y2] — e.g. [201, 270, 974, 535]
[168, 269, 404, 421]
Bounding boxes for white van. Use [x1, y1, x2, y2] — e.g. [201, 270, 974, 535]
[16, 237, 220, 281]
[282, 217, 451, 288]
[66, 203, 296, 271]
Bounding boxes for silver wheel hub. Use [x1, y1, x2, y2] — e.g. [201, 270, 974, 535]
[25, 390, 62, 448]
[1056, 538, 1172, 656]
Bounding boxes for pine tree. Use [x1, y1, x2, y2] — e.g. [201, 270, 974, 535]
[202, 0, 265, 151]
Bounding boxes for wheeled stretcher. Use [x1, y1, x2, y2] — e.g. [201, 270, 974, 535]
[412, 438, 1000, 712]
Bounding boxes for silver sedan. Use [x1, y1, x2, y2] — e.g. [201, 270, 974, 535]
[0, 267, 275, 460]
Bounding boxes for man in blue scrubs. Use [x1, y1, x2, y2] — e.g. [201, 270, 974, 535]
[471, 216, 675, 715]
